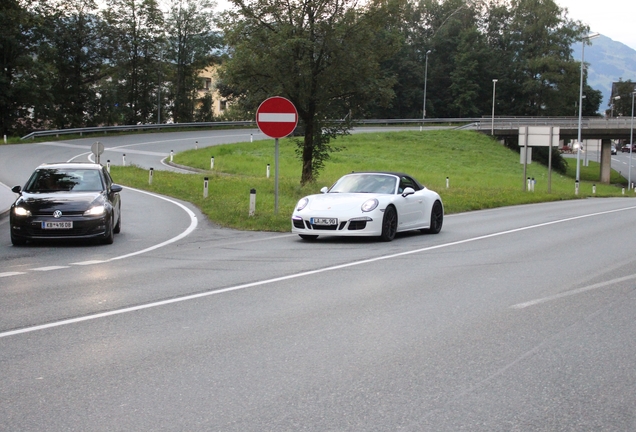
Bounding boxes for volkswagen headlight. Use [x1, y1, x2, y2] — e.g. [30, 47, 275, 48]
[84, 205, 106, 216]
[13, 207, 31, 217]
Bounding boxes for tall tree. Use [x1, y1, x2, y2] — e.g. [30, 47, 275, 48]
[609, 79, 636, 117]
[38, 0, 105, 129]
[102, 0, 165, 124]
[165, 0, 219, 123]
[220, 0, 403, 184]
[0, 0, 46, 136]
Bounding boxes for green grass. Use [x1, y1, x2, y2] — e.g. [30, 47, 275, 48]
[111, 130, 630, 232]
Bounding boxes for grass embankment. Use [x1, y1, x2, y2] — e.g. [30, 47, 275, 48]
[111, 130, 628, 232]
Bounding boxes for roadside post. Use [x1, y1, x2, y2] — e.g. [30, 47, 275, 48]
[204, 177, 209, 198]
[249, 189, 256, 216]
[211, 156, 215, 170]
[149, 168, 154, 185]
[256, 96, 298, 213]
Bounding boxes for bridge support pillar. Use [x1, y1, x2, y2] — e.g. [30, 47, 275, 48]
[600, 139, 612, 184]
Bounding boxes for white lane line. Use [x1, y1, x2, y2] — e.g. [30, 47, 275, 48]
[70, 260, 107, 266]
[0, 272, 27, 278]
[30, 266, 70, 271]
[2, 204, 636, 339]
[510, 273, 636, 309]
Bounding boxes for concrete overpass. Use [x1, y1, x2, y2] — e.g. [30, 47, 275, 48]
[464, 117, 635, 184]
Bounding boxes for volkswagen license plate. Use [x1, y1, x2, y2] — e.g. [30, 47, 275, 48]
[42, 221, 73, 229]
[311, 217, 337, 226]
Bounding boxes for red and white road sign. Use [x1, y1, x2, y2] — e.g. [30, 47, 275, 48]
[256, 96, 298, 139]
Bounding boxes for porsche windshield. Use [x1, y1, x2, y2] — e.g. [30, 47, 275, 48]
[330, 174, 397, 194]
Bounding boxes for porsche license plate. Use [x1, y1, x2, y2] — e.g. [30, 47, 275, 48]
[42, 221, 73, 229]
[311, 217, 337, 226]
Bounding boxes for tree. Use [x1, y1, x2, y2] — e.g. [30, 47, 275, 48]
[0, 0, 46, 136]
[165, 0, 219, 123]
[102, 0, 165, 124]
[609, 79, 636, 117]
[38, 0, 105, 129]
[220, 0, 403, 184]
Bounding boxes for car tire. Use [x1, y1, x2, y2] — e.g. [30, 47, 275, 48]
[102, 217, 114, 244]
[299, 234, 318, 241]
[422, 200, 443, 234]
[11, 233, 27, 246]
[113, 211, 121, 234]
[380, 205, 397, 242]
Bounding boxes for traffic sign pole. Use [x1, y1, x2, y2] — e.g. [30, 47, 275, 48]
[256, 97, 298, 214]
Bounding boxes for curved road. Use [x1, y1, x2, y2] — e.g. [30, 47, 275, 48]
[1, 131, 636, 430]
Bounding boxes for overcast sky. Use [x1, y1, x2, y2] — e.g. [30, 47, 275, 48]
[554, 0, 636, 51]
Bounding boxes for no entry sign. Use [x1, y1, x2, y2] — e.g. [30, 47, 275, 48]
[256, 96, 298, 139]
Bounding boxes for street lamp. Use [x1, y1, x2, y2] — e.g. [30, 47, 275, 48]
[629, 91, 635, 189]
[491, 79, 498, 135]
[611, 95, 621, 118]
[423, 50, 432, 119]
[576, 32, 600, 183]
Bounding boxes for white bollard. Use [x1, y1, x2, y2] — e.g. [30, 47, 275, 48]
[122, 154, 126, 166]
[249, 188, 256, 216]
[195, 141, 198, 150]
[203, 177, 209, 198]
[622, 187, 626, 195]
[107, 160, 111, 173]
[170, 150, 174, 162]
[531, 178, 535, 192]
[527, 177, 531, 191]
[267, 164, 270, 178]
[592, 184, 596, 194]
[149, 168, 154, 185]
[575, 180, 579, 195]
[3, 135, 6, 144]
[210, 156, 215, 170]
[250, 134, 253, 143]
[446, 177, 449, 189]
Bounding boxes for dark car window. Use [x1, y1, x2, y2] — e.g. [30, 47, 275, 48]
[24, 169, 104, 192]
[398, 176, 420, 193]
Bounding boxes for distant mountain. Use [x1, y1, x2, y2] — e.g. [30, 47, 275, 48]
[572, 35, 636, 113]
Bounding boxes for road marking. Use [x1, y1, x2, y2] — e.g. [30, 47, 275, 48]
[0, 272, 26, 278]
[70, 260, 107, 266]
[31, 266, 70, 271]
[510, 273, 636, 309]
[2, 204, 636, 339]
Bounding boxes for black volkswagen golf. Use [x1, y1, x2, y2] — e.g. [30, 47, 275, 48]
[10, 162, 122, 246]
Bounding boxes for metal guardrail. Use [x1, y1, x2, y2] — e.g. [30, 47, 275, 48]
[20, 116, 633, 140]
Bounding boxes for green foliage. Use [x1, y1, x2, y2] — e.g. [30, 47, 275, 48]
[219, 0, 403, 184]
[113, 130, 626, 232]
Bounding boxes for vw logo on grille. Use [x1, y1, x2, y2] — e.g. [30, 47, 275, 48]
[53, 210, 63, 218]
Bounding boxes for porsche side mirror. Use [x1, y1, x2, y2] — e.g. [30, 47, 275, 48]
[401, 187, 415, 197]
[320, 187, 328, 194]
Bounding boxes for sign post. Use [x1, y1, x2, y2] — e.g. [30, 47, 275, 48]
[256, 97, 298, 213]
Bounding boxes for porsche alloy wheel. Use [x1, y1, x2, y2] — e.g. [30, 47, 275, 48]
[423, 200, 443, 234]
[380, 206, 397, 242]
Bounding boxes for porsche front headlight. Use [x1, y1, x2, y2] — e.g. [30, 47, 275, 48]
[296, 198, 309, 211]
[84, 205, 106, 216]
[361, 198, 379, 212]
[13, 207, 31, 217]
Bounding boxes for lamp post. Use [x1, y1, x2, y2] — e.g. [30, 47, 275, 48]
[491, 79, 498, 135]
[423, 50, 432, 119]
[629, 91, 635, 189]
[576, 32, 600, 183]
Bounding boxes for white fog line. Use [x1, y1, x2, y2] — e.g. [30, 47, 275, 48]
[0, 272, 27, 278]
[510, 273, 636, 309]
[3, 204, 636, 339]
[30, 266, 70, 272]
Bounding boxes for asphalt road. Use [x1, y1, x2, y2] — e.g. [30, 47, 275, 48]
[1, 131, 636, 430]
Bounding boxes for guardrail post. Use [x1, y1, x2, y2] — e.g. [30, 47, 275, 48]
[249, 189, 256, 216]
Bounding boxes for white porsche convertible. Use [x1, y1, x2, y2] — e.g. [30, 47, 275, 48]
[291, 172, 443, 241]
